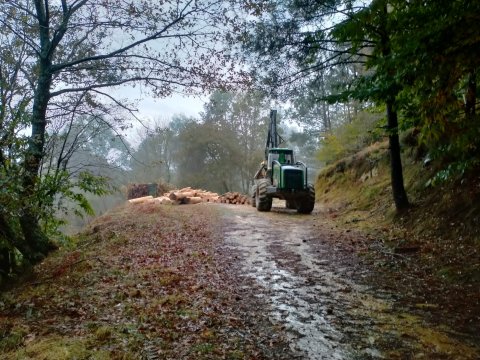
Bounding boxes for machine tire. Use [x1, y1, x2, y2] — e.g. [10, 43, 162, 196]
[256, 179, 272, 212]
[250, 185, 257, 207]
[297, 184, 315, 214]
[286, 200, 296, 209]
[250, 186, 257, 207]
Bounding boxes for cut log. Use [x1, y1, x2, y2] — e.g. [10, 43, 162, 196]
[172, 191, 197, 200]
[181, 191, 196, 198]
[154, 196, 174, 205]
[128, 195, 154, 204]
[169, 191, 187, 201]
[215, 191, 250, 205]
[185, 196, 202, 205]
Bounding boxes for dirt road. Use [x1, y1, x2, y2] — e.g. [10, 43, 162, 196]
[219, 202, 480, 359]
[1, 201, 479, 359]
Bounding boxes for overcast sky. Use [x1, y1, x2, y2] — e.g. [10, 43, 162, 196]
[136, 94, 207, 122]
[112, 86, 208, 145]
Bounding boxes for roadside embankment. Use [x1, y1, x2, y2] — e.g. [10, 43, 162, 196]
[315, 140, 480, 335]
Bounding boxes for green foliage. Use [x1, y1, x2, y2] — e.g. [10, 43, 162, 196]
[317, 111, 384, 164]
[389, 0, 480, 180]
[317, 135, 345, 164]
[425, 159, 479, 188]
[0, 326, 27, 352]
[0, 169, 22, 217]
[77, 172, 112, 198]
[32, 170, 112, 243]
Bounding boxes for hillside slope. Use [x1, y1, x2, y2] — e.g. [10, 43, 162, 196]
[315, 141, 480, 334]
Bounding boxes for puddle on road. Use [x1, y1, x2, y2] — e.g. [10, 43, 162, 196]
[222, 205, 480, 360]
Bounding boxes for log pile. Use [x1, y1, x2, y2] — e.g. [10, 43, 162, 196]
[167, 187, 220, 204]
[217, 192, 250, 205]
[127, 186, 251, 206]
[128, 195, 154, 204]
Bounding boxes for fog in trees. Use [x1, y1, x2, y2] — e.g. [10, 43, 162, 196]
[129, 91, 271, 195]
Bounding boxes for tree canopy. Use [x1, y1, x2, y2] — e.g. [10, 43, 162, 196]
[240, 0, 480, 209]
[130, 91, 271, 194]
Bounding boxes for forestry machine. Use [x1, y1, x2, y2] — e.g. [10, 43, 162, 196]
[250, 110, 315, 213]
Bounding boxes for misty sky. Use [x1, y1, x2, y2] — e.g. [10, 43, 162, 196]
[112, 86, 208, 145]
[137, 94, 206, 121]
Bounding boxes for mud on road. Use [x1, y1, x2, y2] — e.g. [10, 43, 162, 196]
[219, 202, 480, 360]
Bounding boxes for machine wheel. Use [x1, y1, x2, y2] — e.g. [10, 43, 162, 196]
[256, 179, 272, 212]
[250, 185, 257, 207]
[297, 184, 315, 214]
[286, 200, 296, 209]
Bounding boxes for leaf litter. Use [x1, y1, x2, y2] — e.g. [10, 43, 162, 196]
[0, 202, 293, 359]
[1, 200, 479, 359]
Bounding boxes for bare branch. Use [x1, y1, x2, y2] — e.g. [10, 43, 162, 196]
[51, 4, 202, 73]
[49, 75, 191, 98]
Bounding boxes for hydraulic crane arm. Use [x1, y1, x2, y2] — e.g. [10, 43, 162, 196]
[265, 110, 285, 160]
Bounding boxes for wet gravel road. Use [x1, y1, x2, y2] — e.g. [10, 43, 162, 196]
[219, 202, 480, 360]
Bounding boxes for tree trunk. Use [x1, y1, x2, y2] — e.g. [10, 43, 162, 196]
[222, 180, 230, 193]
[19, 59, 53, 261]
[0, 211, 36, 266]
[380, 3, 409, 212]
[0, 246, 12, 278]
[386, 100, 409, 211]
[0, 213, 17, 274]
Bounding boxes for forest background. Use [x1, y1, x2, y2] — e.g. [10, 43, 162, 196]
[1, 0, 479, 281]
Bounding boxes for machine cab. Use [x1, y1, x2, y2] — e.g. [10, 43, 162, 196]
[267, 148, 294, 169]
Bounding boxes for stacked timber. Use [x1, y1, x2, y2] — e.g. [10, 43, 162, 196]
[127, 187, 250, 206]
[217, 192, 250, 205]
[167, 187, 220, 204]
[128, 195, 154, 204]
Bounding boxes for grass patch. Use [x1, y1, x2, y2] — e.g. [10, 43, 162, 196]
[94, 326, 113, 342]
[0, 326, 27, 353]
[227, 350, 245, 359]
[191, 342, 215, 355]
[156, 293, 186, 307]
[8, 336, 110, 360]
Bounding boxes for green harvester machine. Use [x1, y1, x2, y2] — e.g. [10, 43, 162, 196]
[251, 110, 315, 213]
